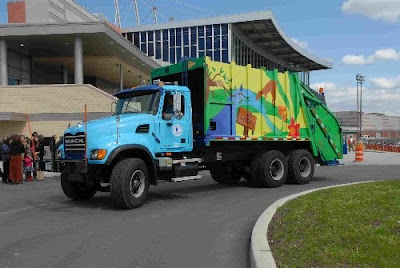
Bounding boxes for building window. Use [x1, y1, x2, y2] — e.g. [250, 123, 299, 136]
[148, 31, 154, 57]
[214, 49, 221, 61]
[148, 31, 154, 42]
[148, 43, 154, 56]
[206, 37, 212, 50]
[214, 36, 220, 49]
[183, 27, 189, 46]
[184, 47, 189, 57]
[176, 47, 182, 62]
[134, 32, 140, 47]
[191, 45, 197, 57]
[156, 42, 161, 59]
[127, 33, 133, 43]
[162, 29, 169, 62]
[206, 25, 212, 37]
[222, 35, 228, 49]
[170, 29, 176, 46]
[176, 28, 182, 48]
[155, 30, 161, 41]
[140, 32, 146, 43]
[213, 24, 220, 36]
[140, 31, 147, 53]
[190, 27, 197, 45]
[170, 47, 176, 63]
[221, 24, 228, 35]
[222, 49, 228, 62]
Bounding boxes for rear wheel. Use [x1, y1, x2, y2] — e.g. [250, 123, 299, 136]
[209, 164, 242, 184]
[254, 150, 288, 188]
[110, 158, 149, 209]
[287, 149, 314, 184]
[61, 172, 97, 201]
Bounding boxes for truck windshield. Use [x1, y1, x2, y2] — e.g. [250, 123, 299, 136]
[116, 90, 160, 115]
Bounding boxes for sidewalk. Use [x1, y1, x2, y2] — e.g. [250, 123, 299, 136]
[340, 151, 400, 166]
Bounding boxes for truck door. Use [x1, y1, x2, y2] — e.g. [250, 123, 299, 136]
[157, 91, 192, 151]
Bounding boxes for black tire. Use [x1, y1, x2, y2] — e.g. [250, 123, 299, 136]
[287, 149, 314, 184]
[61, 171, 97, 201]
[249, 154, 263, 182]
[110, 158, 149, 209]
[209, 165, 242, 184]
[255, 150, 288, 188]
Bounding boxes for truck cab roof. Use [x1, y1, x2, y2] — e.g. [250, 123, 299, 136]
[115, 84, 189, 99]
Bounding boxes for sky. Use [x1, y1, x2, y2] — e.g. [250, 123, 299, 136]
[0, 0, 399, 115]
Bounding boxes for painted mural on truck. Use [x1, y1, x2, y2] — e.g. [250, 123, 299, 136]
[204, 58, 308, 141]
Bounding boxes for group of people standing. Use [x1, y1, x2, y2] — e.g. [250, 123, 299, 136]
[0, 132, 44, 184]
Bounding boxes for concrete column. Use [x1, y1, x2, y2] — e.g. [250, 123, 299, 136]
[119, 64, 123, 91]
[74, 36, 83, 84]
[0, 39, 8, 86]
[63, 64, 68, 84]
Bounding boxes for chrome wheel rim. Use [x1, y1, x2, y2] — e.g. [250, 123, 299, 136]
[270, 159, 284, 181]
[130, 170, 145, 198]
[299, 157, 311, 177]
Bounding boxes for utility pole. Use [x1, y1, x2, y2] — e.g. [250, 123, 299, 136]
[356, 74, 365, 140]
[133, 0, 141, 26]
[114, 0, 121, 28]
[151, 6, 158, 24]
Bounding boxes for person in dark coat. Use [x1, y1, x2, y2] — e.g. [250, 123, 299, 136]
[9, 134, 25, 184]
[1, 137, 11, 183]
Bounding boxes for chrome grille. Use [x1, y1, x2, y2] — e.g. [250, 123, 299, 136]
[64, 133, 86, 153]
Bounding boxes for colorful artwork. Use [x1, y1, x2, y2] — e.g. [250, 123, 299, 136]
[205, 58, 308, 141]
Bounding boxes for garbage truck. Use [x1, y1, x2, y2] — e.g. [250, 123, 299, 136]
[59, 57, 342, 209]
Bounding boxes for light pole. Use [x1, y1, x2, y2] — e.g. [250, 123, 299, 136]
[356, 74, 365, 140]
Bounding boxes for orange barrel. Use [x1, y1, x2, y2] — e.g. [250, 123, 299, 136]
[354, 142, 364, 162]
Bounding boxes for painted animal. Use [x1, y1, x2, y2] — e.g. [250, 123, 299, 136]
[256, 80, 277, 105]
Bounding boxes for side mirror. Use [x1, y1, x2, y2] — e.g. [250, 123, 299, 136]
[173, 92, 183, 118]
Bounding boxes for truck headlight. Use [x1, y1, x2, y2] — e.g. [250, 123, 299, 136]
[90, 149, 107, 160]
[56, 149, 62, 159]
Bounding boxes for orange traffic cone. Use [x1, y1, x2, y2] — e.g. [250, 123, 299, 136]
[354, 142, 364, 162]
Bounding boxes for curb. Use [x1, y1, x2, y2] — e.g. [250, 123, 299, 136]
[250, 181, 375, 268]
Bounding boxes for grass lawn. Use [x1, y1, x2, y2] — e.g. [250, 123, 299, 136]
[268, 180, 400, 268]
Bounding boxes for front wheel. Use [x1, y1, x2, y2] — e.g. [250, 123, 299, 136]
[61, 172, 97, 201]
[110, 158, 149, 209]
[209, 165, 242, 184]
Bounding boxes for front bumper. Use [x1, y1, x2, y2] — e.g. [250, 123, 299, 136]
[62, 160, 88, 174]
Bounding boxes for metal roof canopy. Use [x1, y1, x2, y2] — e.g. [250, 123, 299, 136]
[0, 22, 160, 86]
[123, 11, 332, 71]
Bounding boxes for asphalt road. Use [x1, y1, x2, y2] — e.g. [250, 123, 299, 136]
[0, 165, 399, 268]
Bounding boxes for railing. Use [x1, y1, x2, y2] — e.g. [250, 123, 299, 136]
[364, 138, 400, 153]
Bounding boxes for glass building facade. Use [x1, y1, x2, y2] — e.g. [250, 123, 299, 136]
[123, 23, 310, 85]
[124, 24, 230, 65]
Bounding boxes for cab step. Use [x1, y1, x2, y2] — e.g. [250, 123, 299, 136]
[171, 175, 202, 182]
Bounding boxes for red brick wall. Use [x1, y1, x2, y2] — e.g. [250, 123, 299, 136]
[362, 131, 376, 137]
[8, 1, 26, 23]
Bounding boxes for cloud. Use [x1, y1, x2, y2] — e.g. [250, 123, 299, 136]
[291, 38, 308, 50]
[310, 80, 400, 116]
[342, 0, 400, 22]
[342, 48, 400, 65]
[370, 76, 400, 89]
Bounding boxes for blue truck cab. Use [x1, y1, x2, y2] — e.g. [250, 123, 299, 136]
[61, 84, 199, 208]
